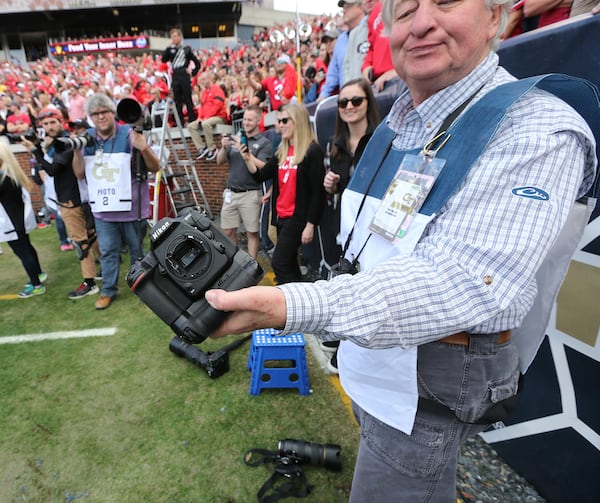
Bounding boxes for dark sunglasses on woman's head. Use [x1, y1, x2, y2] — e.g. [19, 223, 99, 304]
[277, 117, 291, 125]
[338, 96, 367, 109]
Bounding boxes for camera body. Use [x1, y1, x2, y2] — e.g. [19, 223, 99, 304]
[327, 258, 359, 279]
[126, 208, 264, 344]
[7, 128, 39, 145]
[53, 132, 95, 153]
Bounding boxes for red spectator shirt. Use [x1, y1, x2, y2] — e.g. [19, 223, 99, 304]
[261, 65, 297, 111]
[276, 145, 298, 218]
[361, 2, 394, 80]
[6, 112, 31, 131]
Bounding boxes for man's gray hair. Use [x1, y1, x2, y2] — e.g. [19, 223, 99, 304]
[381, 0, 511, 51]
[85, 93, 117, 117]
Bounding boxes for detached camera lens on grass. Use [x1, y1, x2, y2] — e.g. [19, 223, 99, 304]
[278, 439, 342, 471]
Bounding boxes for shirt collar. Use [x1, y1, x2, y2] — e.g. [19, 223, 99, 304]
[387, 52, 499, 141]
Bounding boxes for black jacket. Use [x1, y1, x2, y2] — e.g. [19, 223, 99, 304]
[0, 173, 26, 236]
[32, 134, 81, 207]
[161, 45, 200, 77]
[328, 132, 372, 194]
[252, 141, 326, 226]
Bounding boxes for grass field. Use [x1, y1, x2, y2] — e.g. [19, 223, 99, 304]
[0, 225, 358, 502]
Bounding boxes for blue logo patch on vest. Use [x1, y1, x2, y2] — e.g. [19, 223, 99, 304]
[512, 186, 550, 201]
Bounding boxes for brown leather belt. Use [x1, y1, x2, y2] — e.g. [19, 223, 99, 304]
[439, 330, 512, 346]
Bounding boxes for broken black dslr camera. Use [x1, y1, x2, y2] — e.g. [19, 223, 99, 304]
[127, 208, 264, 344]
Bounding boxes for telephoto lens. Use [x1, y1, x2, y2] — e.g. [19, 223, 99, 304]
[278, 439, 342, 471]
[53, 133, 95, 153]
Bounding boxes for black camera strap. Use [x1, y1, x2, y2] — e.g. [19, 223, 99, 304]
[244, 448, 313, 503]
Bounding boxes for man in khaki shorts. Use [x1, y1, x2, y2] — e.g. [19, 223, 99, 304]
[216, 105, 273, 259]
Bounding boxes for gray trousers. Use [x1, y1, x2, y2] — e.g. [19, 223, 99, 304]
[349, 334, 520, 502]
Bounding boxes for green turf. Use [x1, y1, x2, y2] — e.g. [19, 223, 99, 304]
[0, 226, 358, 502]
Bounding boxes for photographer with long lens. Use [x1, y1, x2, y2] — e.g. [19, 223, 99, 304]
[72, 93, 159, 310]
[21, 107, 101, 300]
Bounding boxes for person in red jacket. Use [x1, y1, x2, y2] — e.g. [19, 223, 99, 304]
[188, 72, 227, 161]
[361, 0, 398, 92]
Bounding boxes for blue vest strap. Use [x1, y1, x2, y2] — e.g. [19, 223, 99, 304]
[352, 74, 600, 216]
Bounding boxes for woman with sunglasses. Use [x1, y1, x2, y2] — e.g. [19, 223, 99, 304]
[323, 79, 381, 201]
[320, 78, 381, 372]
[243, 103, 326, 284]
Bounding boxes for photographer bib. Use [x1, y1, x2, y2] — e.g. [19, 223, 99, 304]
[85, 150, 132, 213]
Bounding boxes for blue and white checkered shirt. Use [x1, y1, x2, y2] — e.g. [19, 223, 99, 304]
[279, 52, 597, 349]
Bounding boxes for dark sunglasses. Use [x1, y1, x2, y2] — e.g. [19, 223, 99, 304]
[277, 117, 292, 125]
[338, 96, 367, 109]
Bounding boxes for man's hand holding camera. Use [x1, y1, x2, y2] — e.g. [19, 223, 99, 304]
[20, 137, 39, 153]
[20, 132, 45, 154]
[130, 130, 148, 152]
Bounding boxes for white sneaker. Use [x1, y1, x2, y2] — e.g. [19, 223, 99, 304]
[196, 147, 209, 159]
[205, 149, 218, 161]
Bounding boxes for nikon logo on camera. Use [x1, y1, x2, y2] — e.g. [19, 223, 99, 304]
[151, 220, 172, 242]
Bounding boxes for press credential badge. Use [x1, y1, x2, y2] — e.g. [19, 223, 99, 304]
[369, 153, 445, 242]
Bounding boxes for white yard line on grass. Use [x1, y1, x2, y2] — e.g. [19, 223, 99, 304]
[0, 327, 117, 344]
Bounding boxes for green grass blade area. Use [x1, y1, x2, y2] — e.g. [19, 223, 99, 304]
[0, 227, 357, 502]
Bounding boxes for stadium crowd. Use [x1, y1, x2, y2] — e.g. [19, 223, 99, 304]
[0, 0, 593, 136]
[1, 1, 595, 297]
[0, 13, 343, 136]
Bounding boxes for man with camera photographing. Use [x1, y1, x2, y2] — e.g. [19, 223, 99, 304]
[215, 105, 273, 260]
[204, 0, 597, 500]
[21, 107, 102, 300]
[72, 93, 159, 310]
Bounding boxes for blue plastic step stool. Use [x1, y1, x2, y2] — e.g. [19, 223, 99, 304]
[247, 328, 279, 370]
[248, 329, 310, 396]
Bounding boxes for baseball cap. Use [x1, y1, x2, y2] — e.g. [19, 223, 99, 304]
[276, 54, 291, 65]
[68, 118, 90, 129]
[338, 0, 361, 6]
[321, 29, 340, 41]
[38, 107, 63, 123]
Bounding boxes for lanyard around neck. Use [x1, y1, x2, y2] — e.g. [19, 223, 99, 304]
[340, 86, 484, 266]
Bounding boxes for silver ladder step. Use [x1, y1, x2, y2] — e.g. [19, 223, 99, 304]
[147, 99, 213, 224]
